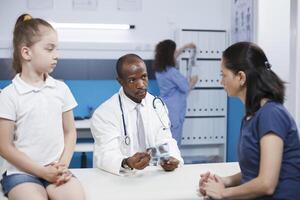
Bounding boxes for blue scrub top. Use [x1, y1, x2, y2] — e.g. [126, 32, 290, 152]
[155, 67, 189, 144]
[238, 101, 300, 200]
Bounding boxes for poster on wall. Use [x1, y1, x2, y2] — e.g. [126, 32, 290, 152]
[231, 0, 254, 43]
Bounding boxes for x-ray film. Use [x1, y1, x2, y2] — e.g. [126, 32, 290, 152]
[147, 143, 170, 166]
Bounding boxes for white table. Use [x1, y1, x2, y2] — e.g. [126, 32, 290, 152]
[0, 162, 240, 200]
[74, 162, 239, 200]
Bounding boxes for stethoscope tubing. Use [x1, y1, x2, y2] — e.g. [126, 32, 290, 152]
[118, 94, 168, 146]
[118, 94, 130, 145]
[152, 96, 165, 108]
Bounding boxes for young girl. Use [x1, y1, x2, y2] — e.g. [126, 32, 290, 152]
[199, 42, 300, 199]
[0, 14, 85, 199]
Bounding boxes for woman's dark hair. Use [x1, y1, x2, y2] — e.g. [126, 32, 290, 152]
[153, 39, 176, 72]
[13, 13, 54, 73]
[222, 42, 285, 117]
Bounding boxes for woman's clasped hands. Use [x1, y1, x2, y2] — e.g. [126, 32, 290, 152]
[199, 171, 226, 200]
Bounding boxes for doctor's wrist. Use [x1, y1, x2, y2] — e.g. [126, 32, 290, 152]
[121, 158, 133, 170]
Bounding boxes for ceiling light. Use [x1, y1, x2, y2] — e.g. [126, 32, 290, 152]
[50, 22, 135, 30]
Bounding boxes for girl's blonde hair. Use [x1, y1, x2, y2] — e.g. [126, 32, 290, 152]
[13, 14, 54, 73]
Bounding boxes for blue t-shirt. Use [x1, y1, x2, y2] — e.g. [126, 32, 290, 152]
[238, 101, 300, 200]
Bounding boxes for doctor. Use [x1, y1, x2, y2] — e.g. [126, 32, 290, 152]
[91, 54, 183, 175]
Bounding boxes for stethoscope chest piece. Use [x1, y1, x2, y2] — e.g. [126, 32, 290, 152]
[124, 135, 130, 145]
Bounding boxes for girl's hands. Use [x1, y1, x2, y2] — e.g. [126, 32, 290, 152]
[41, 162, 72, 185]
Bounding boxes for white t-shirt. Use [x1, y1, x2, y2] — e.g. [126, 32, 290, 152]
[0, 74, 77, 175]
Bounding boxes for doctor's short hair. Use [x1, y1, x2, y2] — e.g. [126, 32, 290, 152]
[116, 53, 144, 78]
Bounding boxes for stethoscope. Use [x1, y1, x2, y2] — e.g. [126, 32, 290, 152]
[118, 94, 170, 146]
[118, 94, 131, 145]
[152, 96, 170, 130]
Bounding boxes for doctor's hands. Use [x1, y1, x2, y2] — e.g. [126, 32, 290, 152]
[126, 152, 151, 170]
[160, 156, 179, 171]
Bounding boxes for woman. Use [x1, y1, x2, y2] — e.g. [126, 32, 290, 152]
[153, 39, 198, 145]
[199, 42, 300, 199]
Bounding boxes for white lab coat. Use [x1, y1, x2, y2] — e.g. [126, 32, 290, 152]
[91, 88, 184, 175]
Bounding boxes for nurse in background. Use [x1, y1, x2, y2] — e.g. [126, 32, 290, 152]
[153, 39, 198, 145]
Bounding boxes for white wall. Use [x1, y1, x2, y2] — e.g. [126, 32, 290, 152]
[0, 0, 231, 59]
[256, 0, 298, 120]
[256, 0, 290, 83]
[256, 0, 300, 128]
